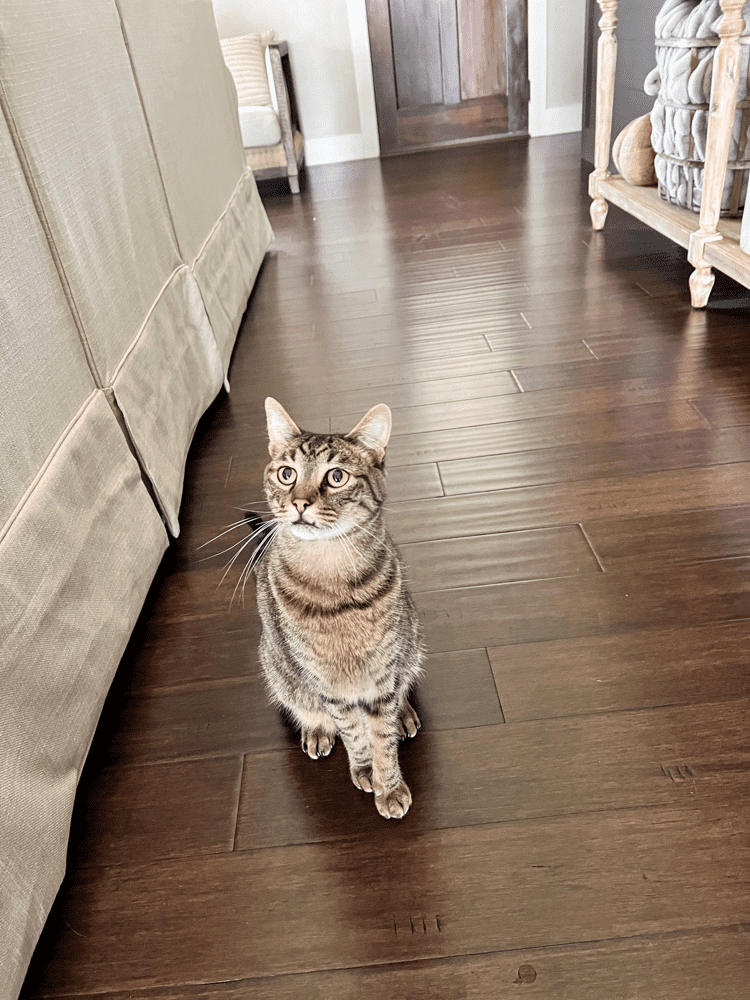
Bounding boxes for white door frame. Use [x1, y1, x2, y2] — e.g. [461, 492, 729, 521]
[528, 0, 584, 136]
[345, 0, 381, 158]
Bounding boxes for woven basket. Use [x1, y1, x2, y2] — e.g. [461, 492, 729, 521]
[645, 0, 750, 216]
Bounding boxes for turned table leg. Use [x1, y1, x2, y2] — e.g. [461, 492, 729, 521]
[687, 0, 746, 307]
[588, 1, 619, 230]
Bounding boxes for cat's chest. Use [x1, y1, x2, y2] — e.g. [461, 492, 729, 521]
[293, 601, 394, 668]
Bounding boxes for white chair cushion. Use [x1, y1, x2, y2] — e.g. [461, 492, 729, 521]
[238, 105, 282, 147]
[220, 31, 275, 108]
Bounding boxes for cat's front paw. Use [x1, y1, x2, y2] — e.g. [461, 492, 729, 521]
[301, 728, 335, 759]
[375, 781, 412, 819]
[397, 700, 420, 738]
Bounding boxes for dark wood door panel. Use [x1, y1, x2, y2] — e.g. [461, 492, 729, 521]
[366, 0, 527, 154]
[389, 0, 444, 107]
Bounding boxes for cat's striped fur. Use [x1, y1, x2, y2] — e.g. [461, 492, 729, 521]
[254, 397, 424, 819]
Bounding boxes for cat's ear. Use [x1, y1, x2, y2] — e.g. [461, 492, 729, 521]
[265, 397, 301, 457]
[347, 403, 392, 461]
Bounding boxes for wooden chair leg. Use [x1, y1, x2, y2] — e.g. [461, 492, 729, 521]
[268, 43, 302, 196]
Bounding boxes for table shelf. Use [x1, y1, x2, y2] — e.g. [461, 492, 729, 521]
[589, 0, 750, 308]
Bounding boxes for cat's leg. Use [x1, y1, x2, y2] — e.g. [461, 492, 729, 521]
[321, 701, 374, 791]
[289, 702, 337, 759]
[396, 693, 420, 738]
[367, 704, 412, 819]
[259, 638, 337, 759]
[326, 702, 412, 817]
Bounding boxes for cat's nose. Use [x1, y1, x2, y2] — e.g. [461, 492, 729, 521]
[292, 498, 311, 513]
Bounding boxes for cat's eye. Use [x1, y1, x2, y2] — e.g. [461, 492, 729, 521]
[277, 466, 297, 485]
[326, 468, 349, 487]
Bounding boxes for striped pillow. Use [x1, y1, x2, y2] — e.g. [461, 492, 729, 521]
[220, 30, 275, 108]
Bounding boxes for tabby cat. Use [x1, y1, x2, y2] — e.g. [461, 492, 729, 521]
[253, 397, 424, 819]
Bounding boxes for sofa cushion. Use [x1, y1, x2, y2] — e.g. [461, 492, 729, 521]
[0, 391, 168, 1000]
[238, 105, 282, 147]
[220, 31, 275, 108]
[115, 0, 248, 264]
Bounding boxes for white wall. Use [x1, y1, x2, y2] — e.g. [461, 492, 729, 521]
[211, 0, 379, 165]
[529, 0, 586, 136]
[212, 1, 585, 163]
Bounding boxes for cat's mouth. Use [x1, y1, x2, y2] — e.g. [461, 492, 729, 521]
[288, 516, 321, 539]
[288, 516, 342, 540]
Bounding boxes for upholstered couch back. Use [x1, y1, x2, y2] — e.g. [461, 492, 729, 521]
[0, 3, 273, 996]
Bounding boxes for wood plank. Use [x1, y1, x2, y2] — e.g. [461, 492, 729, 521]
[233, 353, 520, 404]
[489, 620, 750, 721]
[401, 524, 600, 592]
[396, 95, 510, 148]
[334, 378, 714, 435]
[387, 463, 750, 544]
[691, 393, 750, 428]
[68, 757, 243, 868]
[389, 0, 444, 108]
[122, 626, 260, 693]
[385, 401, 706, 466]
[437, 426, 750, 495]
[94, 644, 503, 768]
[24, 805, 750, 994]
[234, 699, 750, 849]
[583, 324, 750, 362]
[416, 557, 750, 652]
[34, 928, 750, 999]
[583, 505, 750, 572]
[268, 369, 520, 419]
[362, 0, 398, 153]
[415, 647, 504, 731]
[457, 0, 506, 99]
[512, 351, 750, 395]
[242, 330, 495, 371]
[438, 0, 461, 103]
[91, 674, 290, 766]
[388, 463, 444, 500]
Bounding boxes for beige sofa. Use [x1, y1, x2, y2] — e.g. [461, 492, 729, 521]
[0, 2, 273, 995]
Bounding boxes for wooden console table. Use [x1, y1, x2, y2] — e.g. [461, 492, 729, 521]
[588, 0, 750, 308]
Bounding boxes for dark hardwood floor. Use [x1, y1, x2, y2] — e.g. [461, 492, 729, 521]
[20, 135, 750, 998]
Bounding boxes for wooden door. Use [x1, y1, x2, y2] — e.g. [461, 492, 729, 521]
[365, 0, 528, 155]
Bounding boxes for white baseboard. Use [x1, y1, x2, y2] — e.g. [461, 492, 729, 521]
[304, 133, 379, 167]
[529, 102, 583, 138]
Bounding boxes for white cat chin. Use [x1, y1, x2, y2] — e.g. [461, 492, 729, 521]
[288, 521, 342, 540]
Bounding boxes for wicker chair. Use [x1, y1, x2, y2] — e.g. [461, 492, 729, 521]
[221, 36, 305, 194]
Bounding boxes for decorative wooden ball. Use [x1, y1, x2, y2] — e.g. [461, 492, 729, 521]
[613, 114, 657, 187]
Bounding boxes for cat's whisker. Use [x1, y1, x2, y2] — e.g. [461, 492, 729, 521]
[352, 521, 385, 547]
[219, 520, 276, 589]
[197, 529, 261, 563]
[235, 523, 281, 607]
[338, 532, 360, 582]
[196, 517, 256, 551]
[240, 529, 273, 592]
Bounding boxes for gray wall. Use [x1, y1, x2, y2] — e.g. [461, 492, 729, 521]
[582, 0, 662, 163]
